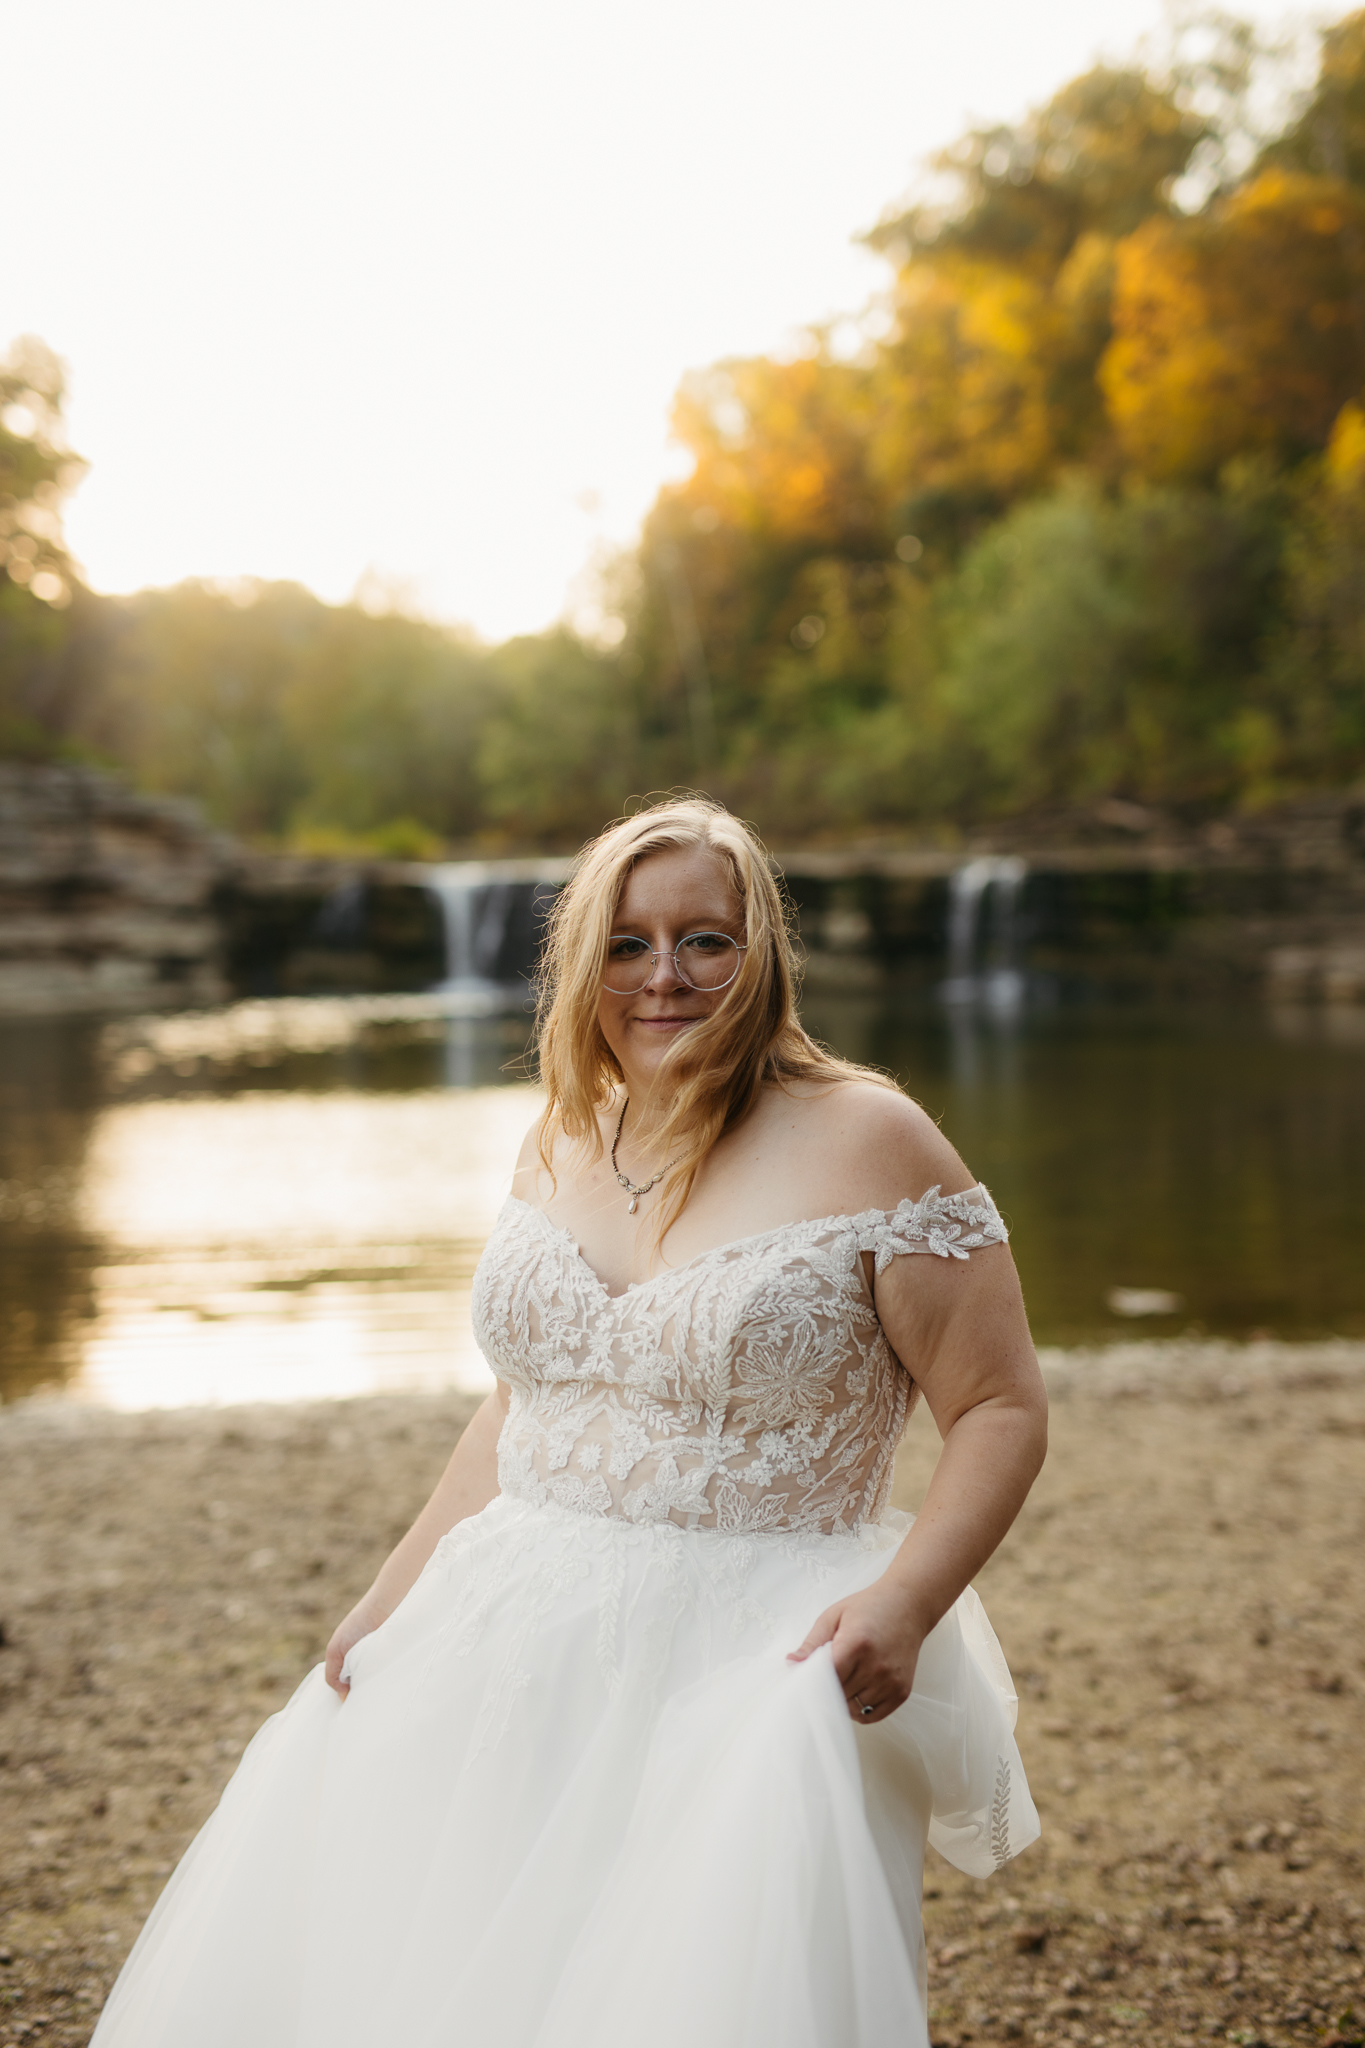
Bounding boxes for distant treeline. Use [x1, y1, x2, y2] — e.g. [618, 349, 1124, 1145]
[7, 12, 1365, 849]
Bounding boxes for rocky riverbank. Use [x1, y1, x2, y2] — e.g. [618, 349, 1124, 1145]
[5, 762, 1365, 1012]
[0, 766, 443, 1014]
[0, 765, 231, 1014]
[1, 1341, 1361, 2046]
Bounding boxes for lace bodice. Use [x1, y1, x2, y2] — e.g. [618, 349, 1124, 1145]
[471, 1185, 1008, 1538]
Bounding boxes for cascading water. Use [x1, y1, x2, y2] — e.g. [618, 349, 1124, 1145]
[941, 856, 1028, 1012]
[426, 865, 520, 1001]
[421, 860, 568, 1082]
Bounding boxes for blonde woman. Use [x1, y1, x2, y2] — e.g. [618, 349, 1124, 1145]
[93, 798, 1047, 2048]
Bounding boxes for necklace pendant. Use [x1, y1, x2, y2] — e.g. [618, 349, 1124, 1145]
[611, 1099, 675, 1227]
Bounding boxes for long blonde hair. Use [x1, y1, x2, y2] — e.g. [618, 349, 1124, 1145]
[534, 796, 894, 1238]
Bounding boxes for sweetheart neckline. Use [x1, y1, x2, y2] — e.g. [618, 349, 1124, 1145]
[502, 1187, 987, 1303]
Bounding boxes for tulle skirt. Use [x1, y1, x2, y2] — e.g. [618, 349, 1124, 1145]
[92, 1495, 1038, 2048]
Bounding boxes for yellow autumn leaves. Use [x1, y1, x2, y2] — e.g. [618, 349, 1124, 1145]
[1106, 170, 1365, 479]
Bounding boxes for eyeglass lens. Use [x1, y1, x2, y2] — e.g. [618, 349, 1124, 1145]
[603, 933, 741, 993]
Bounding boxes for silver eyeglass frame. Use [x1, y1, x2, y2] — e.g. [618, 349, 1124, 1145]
[601, 932, 748, 996]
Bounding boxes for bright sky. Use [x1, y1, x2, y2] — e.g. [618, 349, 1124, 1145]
[4, 0, 1301, 641]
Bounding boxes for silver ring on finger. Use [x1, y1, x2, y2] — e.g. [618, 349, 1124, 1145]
[854, 1694, 875, 1718]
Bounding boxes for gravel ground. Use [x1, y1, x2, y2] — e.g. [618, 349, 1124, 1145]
[1, 1341, 1362, 2047]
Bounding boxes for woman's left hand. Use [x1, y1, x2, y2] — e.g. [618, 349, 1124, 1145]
[787, 1578, 926, 1724]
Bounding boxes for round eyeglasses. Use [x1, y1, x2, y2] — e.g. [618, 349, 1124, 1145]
[602, 932, 747, 995]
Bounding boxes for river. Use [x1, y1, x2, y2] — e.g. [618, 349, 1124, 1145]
[2, 987, 1362, 1407]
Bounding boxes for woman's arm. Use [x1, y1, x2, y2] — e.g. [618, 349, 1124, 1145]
[324, 1381, 509, 1697]
[789, 1197, 1047, 1722]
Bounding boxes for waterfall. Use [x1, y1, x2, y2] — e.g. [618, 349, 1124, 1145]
[420, 859, 571, 1013]
[426, 865, 520, 999]
[941, 856, 1027, 1011]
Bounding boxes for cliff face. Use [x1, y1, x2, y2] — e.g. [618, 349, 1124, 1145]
[3, 763, 1365, 1016]
[781, 793, 1365, 1000]
[0, 765, 231, 1014]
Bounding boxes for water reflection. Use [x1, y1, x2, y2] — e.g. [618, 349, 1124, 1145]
[0, 1021, 103, 1399]
[803, 985, 1365, 1347]
[0, 1011, 537, 1409]
[939, 855, 1027, 1014]
[102, 993, 536, 1096]
[2, 986, 1363, 1409]
[73, 1084, 539, 1407]
[941, 992, 1027, 1095]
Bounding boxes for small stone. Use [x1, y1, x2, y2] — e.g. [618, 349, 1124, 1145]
[1011, 1924, 1049, 1954]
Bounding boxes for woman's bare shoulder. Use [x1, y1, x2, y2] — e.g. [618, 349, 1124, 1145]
[510, 1107, 563, 1197]
[510, 1102, 611, 1201]
[776, 1077, 974, 1216]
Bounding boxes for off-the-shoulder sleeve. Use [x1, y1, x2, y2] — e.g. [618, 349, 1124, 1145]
[849, 1184, 1008, 1272]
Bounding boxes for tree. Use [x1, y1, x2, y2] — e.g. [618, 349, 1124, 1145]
[934, 477, 1287, 810]
[859, 67, 1209, 540]
[718, 556, 945, 837]
[626, 349, 883, 781]
[89, 580, 493, 844]
[1102, 169, 1365, 479]
[477, 630, 640, 846]
[869, 65, 1206, 276]
[1262, 8, 1365, 188]
[1267, 398, 1365, 785]
[19, 15, 1365, 846]
[0, 336, 88, 756]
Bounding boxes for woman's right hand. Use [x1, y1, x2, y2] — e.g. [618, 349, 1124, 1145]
[318, 1384, 509, 1701]
[324, 1593, 390, 1699]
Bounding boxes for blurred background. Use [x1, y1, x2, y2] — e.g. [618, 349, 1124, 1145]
[3, 1, 1365, 1409]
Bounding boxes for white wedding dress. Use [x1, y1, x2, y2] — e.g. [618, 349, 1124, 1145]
[93, 1185, 1039, 2048]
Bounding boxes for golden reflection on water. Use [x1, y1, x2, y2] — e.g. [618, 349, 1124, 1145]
[70, 1087, 542, 1409]
[5, 993, 1365, 1410]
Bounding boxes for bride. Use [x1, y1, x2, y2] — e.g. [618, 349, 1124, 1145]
[93, 797, 1047, 2048]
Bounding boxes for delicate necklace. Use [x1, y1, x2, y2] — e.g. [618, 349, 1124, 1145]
[611, 1098, 675, 1216]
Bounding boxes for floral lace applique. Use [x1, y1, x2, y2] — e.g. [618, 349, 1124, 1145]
[850, 1185, 1011, 1270]
[472, 1186, 1008, 1539]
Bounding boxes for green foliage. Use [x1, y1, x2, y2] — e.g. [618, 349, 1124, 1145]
[290, 816, 447, 860]
[0, 336, 82, 596]
[7, 14, 1365, 846]
[622, 9, 1365, 832]
[86, 580, 491, 844]
[868, 65, 1205, 275]
[935, 476, 1290, 810]
[58, 586, 641, 852]
[1266, 405, 1365, 783]
[0, 337, 88, 757]
[477, 630, 639, 846]
[717, 558, 941, 837]
[0, 579, 70, 757]
[1262, 10, 1365, 185]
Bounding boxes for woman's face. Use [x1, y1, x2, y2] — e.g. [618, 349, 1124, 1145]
[596, 843, 745, 1099]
